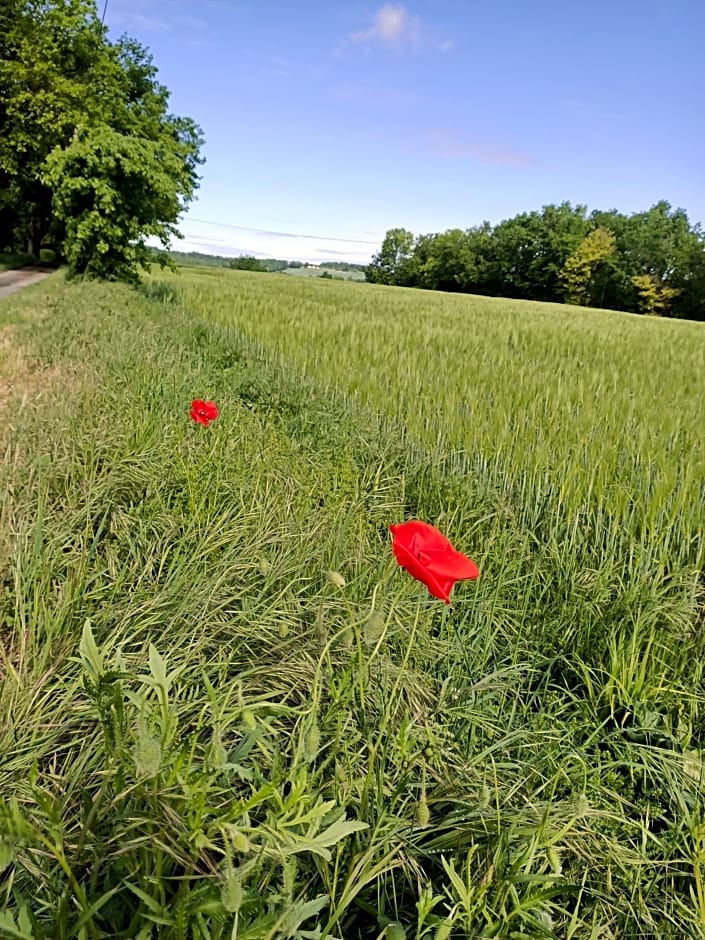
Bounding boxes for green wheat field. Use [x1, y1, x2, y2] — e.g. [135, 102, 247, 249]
[1, 268, 705, 939]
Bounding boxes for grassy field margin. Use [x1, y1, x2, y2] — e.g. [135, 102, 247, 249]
[1, 274, 705, 937]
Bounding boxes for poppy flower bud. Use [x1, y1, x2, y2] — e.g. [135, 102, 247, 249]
[363, 610, 385, 644]
[242, 709, 257, 731]
[575, 793, 589, 817]
[326, 570, 346, 589]
[415, 796, 430, 828]
[303, 722, 320, 763]
[547, 846, 562, 874]
[221, 873, 243, 913]
[231, 830, 250, 854]
[479, 784, 491, 809]
[385, 923, 406, 940]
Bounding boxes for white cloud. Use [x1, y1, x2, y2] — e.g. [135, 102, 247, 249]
[350, 4, 420, 46]
[438, 39, 455, 52]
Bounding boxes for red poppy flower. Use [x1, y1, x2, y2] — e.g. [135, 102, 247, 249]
[389, 520, 479, 604]
[189, 399, 219, 426]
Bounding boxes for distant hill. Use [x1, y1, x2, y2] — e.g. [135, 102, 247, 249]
[167, 251, 231, 267]
[166, 250, 366, 278]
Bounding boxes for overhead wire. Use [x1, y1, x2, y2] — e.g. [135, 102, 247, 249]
[184, 217, 381, 245]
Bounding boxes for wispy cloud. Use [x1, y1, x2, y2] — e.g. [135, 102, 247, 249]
[129, 13, 170, 32]
[438, 39, 455, 52]
[334, 81, 417, 111]
[420, 127, 535, 167]
[108, 1, 208, 35]
[314, 247, 368, 258]
[349, 4, 421, 47]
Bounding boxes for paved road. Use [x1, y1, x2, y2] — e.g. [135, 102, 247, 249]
[0, 266, 53, 299]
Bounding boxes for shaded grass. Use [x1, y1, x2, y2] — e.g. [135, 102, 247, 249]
[0, 277, 704, 937]
[0, 252, 34, 273]
[0, 251, 57, 273]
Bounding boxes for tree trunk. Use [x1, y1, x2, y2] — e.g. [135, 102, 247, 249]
[25, 216, 49, 259]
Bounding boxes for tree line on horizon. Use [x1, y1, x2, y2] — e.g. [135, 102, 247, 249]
[166, 252, 366, 273]
[366, 201, 705, 320]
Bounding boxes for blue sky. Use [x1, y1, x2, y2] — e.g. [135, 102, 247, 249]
[106, 0, 704, 264]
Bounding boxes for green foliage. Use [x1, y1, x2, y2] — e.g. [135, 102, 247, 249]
[44, 124, 200, 283]
[560, 227, 617, 305]
[366, 227, 416, 285]
[487, 202, 590, 301]
[318, 261, 365, 273]
[0, 252, 34, 272]
[228, 255, 266, 272]
[0, 0, 202, 280]
[414, 228, 477, 292]
[631, 273, 681, 316]
[0, 0, 106, 256]
[370, 201, 705, 320]
[168, 251, 234, 268]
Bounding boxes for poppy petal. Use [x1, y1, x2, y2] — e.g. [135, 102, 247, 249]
[418, 549, 480, 581]
[390, 537, 453, 602]
[389, 520, 479, 604]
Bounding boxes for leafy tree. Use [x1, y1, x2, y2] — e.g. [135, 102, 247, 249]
[591, 202, 701, 317]
[44, 123, 201, 283]
[228, 255, 266, 272]
[414, 229, 477, 292]
[368, 201, 705, 321]
[365, 228, 416, 285]
[630, 274, 680, 316]
[488, 203, 589, 301]
[0, 0, 203, 280]
[672, 238, 705, 321]
[560, 227, 617, 306]
[260, 259, 289, 272]
[0, 0, 103, 255]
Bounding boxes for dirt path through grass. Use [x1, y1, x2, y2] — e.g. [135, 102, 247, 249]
[0, 266, 52, 299]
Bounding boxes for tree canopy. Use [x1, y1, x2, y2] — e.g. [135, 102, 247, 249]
[366, 202, 705, 321]
[0, 0, 203, 282]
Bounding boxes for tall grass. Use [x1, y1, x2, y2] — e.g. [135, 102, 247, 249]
[1, 272, 704, 937]
[175, 269, 705, 566]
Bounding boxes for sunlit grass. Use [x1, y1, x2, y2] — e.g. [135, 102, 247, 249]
[1, 271, 704, 937]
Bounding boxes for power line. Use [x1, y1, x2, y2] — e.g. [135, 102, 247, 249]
[184, 217, 381, 245]
[100, 0, 108, 24]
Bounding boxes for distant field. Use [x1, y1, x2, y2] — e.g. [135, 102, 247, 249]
[281, 265, 366, 281]
[2, 268, 705, 937]
[176, 267, 705, 574]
